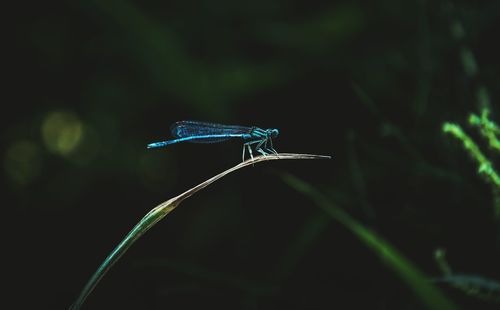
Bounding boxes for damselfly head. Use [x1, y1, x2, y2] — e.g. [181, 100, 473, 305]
[268, 128, 279, 138]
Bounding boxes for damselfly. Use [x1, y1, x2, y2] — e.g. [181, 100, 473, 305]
[147, 121, 279, 161]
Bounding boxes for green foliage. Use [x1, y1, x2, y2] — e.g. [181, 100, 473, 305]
[443, 107, 500, 217]
[469, 108, 500, 153]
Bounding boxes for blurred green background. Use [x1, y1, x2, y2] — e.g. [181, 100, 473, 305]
[6, 0, 500, 309]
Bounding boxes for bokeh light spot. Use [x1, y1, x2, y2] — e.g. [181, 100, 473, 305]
[4, 140, 42, 186]
[41, 111, 84, 156]
[67, 124, 101, 166]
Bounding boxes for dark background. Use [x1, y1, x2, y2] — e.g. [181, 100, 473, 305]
[6, 0, 500, 309]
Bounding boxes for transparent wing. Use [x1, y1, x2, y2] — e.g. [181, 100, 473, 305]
[170, 121, 252, 143]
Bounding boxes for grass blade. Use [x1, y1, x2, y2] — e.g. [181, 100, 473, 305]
[282, 173, 459, 310]
[70, 153, 330, 309]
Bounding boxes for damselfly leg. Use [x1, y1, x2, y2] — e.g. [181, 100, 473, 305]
[255, 138, 270, 156]
[242, 138, 276, 161]
[242, 140, 260, 162]
[267, 137, 278, 155]
[255, 137, 278, 157]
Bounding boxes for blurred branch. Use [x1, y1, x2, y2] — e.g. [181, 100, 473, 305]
[433, 248, 500, 303]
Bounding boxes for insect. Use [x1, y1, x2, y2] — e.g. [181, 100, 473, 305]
[147, 121, 279, 161]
